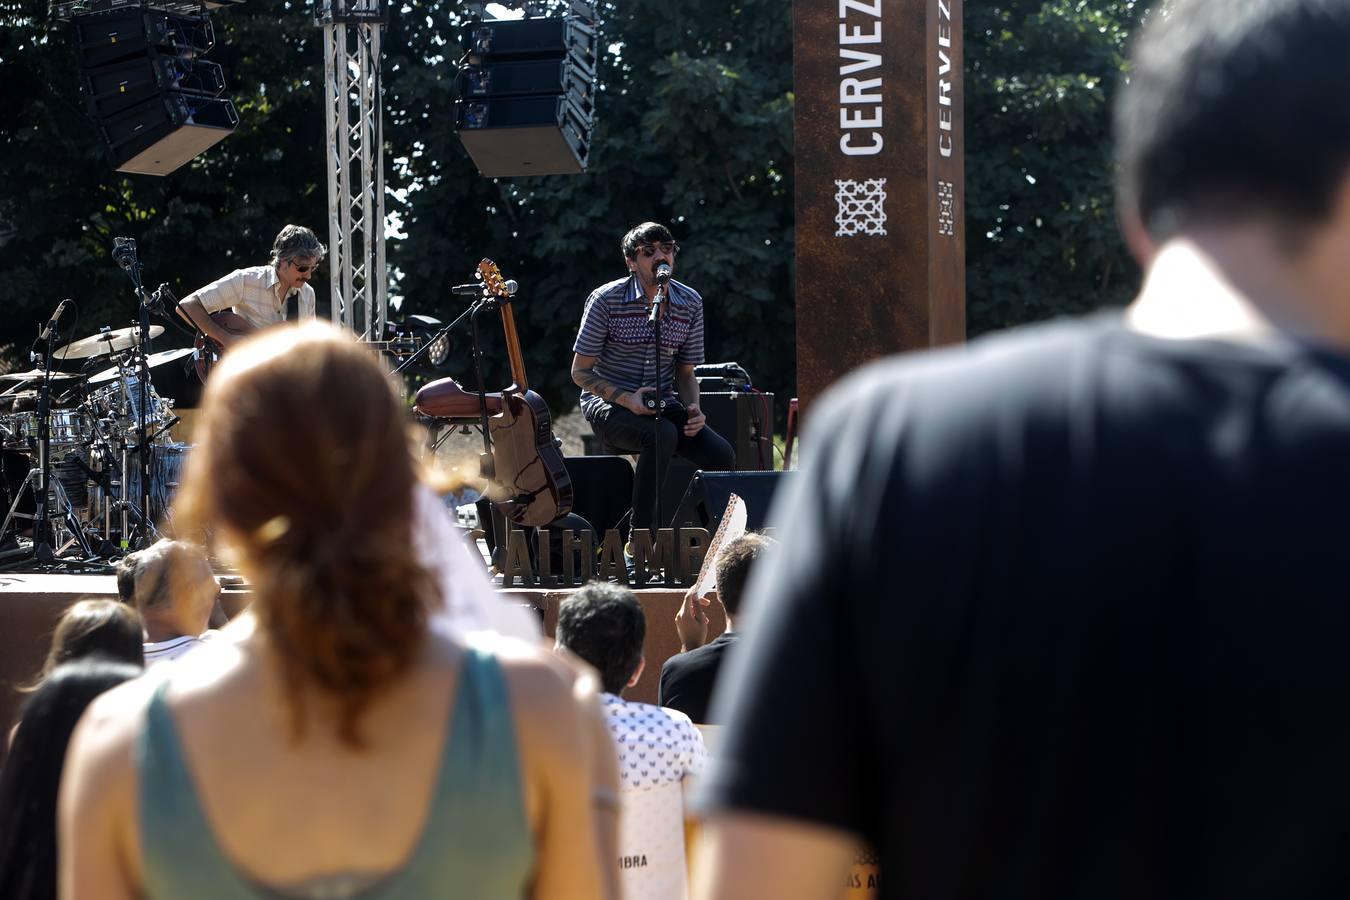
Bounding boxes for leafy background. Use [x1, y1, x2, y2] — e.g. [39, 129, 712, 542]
[0, 0, 1151, 419]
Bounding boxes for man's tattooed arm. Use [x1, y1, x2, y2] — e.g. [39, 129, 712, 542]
[572, 353, 631, 402]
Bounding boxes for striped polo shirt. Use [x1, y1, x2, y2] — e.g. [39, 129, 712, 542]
[573, 275, 705, 420]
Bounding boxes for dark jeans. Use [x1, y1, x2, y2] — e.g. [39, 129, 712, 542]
[590, 400, 736, 537]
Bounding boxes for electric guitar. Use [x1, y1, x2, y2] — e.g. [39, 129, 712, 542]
[190, 310, 255, 382]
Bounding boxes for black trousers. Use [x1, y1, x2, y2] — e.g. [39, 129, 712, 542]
[589, 400, 736, 537]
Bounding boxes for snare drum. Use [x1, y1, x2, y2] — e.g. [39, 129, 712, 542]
[0, 409, 86, 448]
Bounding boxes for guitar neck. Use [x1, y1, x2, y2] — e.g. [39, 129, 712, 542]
[498, 300, 530, 392]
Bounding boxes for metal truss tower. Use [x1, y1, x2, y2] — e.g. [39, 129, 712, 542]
[315, 0, 387, 339]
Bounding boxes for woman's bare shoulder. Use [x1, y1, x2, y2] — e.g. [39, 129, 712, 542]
[467, 634, 602, 739]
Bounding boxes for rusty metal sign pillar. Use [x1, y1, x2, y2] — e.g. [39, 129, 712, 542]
[793, 0, 965, 413]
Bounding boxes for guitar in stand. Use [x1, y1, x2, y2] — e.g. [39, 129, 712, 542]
[415, 261, 572, 528]
[477, 260, 573, 527]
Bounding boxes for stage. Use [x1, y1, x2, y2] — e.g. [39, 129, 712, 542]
[0, 574, 725, 750]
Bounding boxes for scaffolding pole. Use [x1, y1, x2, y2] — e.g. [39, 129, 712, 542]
[317, 0, 387, 338]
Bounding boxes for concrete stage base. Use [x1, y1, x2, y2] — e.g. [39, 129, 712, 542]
[2, 576, 724, 755]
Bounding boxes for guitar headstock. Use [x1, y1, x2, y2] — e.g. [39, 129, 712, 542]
[477, 259, 511, 299]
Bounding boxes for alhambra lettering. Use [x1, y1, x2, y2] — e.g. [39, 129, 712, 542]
[838, 0, 883, 156]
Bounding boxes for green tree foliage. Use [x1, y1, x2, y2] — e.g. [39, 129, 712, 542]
[965, 0, 1153, 335]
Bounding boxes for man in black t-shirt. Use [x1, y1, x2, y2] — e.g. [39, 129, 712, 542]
[658, 533, 771, 724]
[693, 2, 1350, 898]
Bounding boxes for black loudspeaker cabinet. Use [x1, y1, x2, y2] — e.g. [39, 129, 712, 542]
[671, 470, 791, 534]
[461, 56, 594, 110]
[456, 93, 590, 176]
[700, 391, 774, 471]
[83, 55, 225, 118]
[73, 8, 214, 68]
[99, 93, 238, 175]
[563, 455, 634, 538]
[461, 16, 598, 66]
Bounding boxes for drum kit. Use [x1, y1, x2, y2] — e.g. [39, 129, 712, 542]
[0, 322, 194, 565]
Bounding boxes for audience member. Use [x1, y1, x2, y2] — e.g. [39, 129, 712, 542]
[60, 322, 615, 898]
[658, 533, 771, 724]
[113, 553, 138, 604]
[557, 583, 707, 900]
[694, 1, 1350, 897]
[0, 659, 142, 900]
[128, 540, 222, 666]
[28, 599, 143, 687]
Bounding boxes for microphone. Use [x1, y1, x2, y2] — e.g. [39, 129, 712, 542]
[112, 237, 138, 271]
[503, 279, 519, 296]
[36, 299, 72, 343]
[653, 260, 672, 284]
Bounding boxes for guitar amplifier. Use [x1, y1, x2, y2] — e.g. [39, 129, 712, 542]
[700, 391, 773, 471]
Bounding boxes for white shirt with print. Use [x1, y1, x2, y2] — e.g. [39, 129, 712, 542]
[602, 693, 708, 900]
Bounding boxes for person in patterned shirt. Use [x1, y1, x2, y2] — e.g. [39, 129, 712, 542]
[571, 222, 735, 543]
[556, 583, 708, 900]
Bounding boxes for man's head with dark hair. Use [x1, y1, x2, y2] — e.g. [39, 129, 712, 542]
[621, 222, 677, 261]
[714, 532, 774, 620]
[1116, 0, 1350, 245]
[555, 583, 646, 695]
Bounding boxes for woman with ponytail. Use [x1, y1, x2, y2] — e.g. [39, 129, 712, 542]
[59, 322, 616, 899]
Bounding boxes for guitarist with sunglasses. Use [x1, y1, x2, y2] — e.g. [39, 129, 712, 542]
[178, 224, 325, 356]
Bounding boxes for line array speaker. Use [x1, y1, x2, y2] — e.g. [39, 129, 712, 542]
[455, 8, 598, 177]
[70, 0, 236, 175]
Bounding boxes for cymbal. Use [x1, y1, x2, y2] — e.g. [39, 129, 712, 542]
[0, 368, 84, 384]
[55, 325, 165, 360]
[88, 347, 195, 386]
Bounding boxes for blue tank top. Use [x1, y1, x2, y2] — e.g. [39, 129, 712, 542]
[136, 645, 534, 898]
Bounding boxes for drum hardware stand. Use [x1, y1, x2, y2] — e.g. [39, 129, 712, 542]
[76, 393, 176, 554]
[0, 302, 106, 571]
[112, 236, 158, 551]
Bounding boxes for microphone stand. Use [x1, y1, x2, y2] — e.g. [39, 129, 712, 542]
[0, 307, 104, 571]
[113, 238, 155, 551]
[392, 295, 482, 377]
[647, 280, 667, 547]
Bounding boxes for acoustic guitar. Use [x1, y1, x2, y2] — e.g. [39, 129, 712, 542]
[475, 259, 573, 527]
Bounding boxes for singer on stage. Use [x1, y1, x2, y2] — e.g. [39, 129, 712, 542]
[571, 222, 735, 542]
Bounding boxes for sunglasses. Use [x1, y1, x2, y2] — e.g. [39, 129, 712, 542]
[291, 261, 319, 273]
[637, 242, 679, 258]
